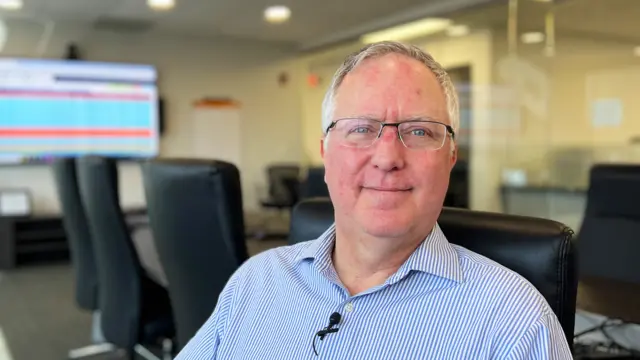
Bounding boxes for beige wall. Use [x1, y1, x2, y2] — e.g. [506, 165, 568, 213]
[0, 20, 303, 213]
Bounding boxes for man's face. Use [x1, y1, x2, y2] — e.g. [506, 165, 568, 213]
[321, 53, 456, 239]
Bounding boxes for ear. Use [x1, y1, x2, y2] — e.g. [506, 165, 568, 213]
[449, 142, 458, 171]
[320, 138, 326, 159]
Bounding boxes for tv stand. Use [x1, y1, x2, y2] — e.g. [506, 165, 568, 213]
[0, 214, 68, 269]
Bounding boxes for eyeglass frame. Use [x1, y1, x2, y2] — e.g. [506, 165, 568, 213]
[325, 118, 456, 150]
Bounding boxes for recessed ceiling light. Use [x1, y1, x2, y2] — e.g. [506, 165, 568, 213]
[147, 0, 175, 11]
[447, 25, 470, 37]
[521, 32, 545, 44]
[361, 18, 452, 44]
[0, 0, 23, 10]
[264, 5, 291, 24]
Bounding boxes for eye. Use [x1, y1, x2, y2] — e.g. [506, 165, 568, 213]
[351, 127, 371, 134]
[403, 126, 432, 138]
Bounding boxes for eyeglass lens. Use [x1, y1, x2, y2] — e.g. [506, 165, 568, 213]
[331, 118, 448, 149]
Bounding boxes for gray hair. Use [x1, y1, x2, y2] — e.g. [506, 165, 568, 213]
[321, 41, 459, 139]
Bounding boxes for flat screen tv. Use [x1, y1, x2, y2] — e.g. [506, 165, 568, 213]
[0, 58, 160, 165]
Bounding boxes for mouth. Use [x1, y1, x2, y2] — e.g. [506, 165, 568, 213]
[362, 186, 413, 192]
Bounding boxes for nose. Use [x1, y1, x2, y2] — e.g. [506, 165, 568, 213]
[370, 126, 405, 172]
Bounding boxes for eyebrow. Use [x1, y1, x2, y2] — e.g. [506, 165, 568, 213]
[341, 115, 443, 123]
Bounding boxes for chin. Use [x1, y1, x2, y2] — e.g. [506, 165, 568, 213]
[355, 209, 416, 239]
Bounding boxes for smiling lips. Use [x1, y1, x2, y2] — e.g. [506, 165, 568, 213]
[362, 186, 412, 192]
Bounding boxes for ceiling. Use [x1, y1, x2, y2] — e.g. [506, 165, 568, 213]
[0, 0, 497, 49]
[449, 0, 640, 44]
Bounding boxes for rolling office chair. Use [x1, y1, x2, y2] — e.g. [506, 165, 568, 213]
[299, 166, 329, 199]
[576, 164, 640, 323]
[578, 164, 640, 284]
[141, 158, 247, 350]
[51, 158, 116, 359]
[288, 197, 579, 349]
[260, 164, 300, 211]
[258, 164, 300, 238]
[76, 156, 175, 360]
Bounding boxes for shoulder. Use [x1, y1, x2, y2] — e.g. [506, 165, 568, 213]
[452, 244, 555, 321]
[231, 241, 313, 286]
[450, 245, 568, 352]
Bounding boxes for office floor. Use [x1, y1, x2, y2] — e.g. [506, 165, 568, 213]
[0, 238, 287, 360]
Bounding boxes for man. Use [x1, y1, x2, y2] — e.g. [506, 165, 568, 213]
[176, 41, 572, 359]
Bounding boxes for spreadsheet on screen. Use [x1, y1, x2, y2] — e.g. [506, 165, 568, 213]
[0, 58, 159, 164]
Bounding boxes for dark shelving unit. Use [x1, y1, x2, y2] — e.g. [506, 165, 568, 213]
[0, 215, 69, 269]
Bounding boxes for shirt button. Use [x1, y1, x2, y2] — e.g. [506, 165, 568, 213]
[344, 302, 354, 313]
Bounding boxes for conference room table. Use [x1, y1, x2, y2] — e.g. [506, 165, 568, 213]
[126, 212, 169, 287]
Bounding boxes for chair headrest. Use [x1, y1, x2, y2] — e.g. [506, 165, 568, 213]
[141, 158, 248, 264]
[288, 197, 334, 244]
[289, 198, 572, 246]
[585, 164, 640, 218]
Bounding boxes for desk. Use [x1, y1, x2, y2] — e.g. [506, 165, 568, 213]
[125, 212, 168, 287]
[578, 277, 640, 324]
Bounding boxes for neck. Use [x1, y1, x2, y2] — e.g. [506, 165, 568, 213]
[332, 224, 425, 296]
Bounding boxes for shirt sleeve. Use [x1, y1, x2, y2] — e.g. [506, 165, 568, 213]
[506, 311, 573, 360]
[174, 274, 238, 360]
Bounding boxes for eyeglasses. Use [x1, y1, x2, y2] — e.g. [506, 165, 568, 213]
[326, 118, 455, 150]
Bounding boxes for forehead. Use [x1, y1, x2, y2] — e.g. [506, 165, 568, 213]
[333, 53, 447, 122]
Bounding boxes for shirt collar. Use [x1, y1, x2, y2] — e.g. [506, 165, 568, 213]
[294, 222, 464, 284]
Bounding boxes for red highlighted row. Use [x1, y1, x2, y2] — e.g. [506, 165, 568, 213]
[0, 90, 151, 101]
[0, 128, 152, 137]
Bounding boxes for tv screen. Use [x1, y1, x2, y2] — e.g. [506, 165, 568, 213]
[0, 58, 159, 164]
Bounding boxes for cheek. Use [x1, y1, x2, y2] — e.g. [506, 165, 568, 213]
[412, 153, 452, 192]
[324, 147, 367, 191]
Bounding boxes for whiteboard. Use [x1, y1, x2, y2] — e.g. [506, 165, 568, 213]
[191, 106, 242, 168]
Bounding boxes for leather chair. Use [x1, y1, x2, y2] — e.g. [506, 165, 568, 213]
[288, 197, 578, 348]
[76, 156, 175, 360]
[578, 164, 640, 285]
[299, 166, 329, 199]
[140, 158, 247, 350]
[51, 158, 116, 359]
[260, 164, 300, 210]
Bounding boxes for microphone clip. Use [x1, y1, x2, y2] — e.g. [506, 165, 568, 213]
[312, 312, 342, 356]
[317, 327, 339, 340]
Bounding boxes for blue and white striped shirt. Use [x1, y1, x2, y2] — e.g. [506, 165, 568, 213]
[176, 223, 572, 359]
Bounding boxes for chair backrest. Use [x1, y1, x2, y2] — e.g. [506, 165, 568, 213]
[141, 158, 246, 349]
[76, 156, 142, 348]
[51, 158, 99, 311]
[300, 167, 329, 199]
[578, 164, 640, 285]
[267, 164, 300, 203]
[288, 197, 578, 348]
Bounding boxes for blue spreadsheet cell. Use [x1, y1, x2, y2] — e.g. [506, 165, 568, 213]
[0, 98, 154, 128]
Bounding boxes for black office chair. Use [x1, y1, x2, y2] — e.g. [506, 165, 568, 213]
[299, 166, 329, 199]
[578, 164, 640, 285]
[141, 158, 247, 350]
[288, 197, 578, 348]
[51, 158, 117, 359]
[257, 164, 300, 238]
[261, 164, 300, 209]
[76, 156, 175, 360]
